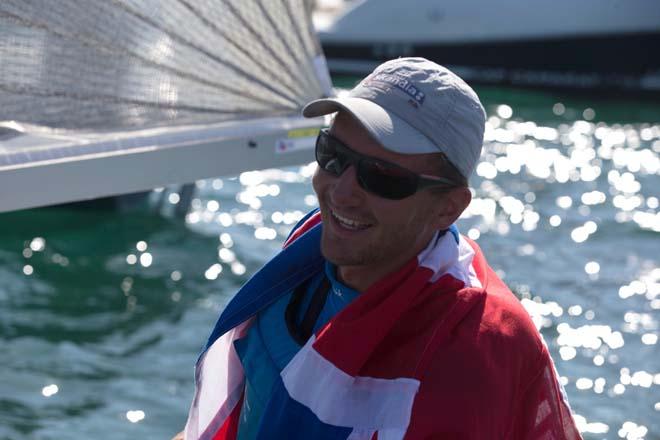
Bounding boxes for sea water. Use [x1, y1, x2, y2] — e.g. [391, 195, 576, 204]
[0, 84, 658, 439]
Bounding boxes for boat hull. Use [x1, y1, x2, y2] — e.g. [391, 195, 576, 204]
[321, 32, 660, 94]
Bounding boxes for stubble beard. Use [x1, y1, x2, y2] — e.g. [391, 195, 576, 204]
[320, 230, 380, 268]
[320, 217, 434, 278]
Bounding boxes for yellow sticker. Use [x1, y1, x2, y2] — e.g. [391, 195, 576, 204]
[287, 127, 320, 139]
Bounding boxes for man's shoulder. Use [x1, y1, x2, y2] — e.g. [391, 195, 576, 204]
[462, 237, 543, 351]
[480, 280, 540, 343]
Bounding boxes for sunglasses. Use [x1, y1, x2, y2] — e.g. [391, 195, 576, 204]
[315, 129, 458, 200]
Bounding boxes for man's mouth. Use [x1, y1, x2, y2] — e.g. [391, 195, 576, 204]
[330, 210, 373, 231]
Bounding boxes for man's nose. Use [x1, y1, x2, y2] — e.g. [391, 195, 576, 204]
[330, 165, 363, 205]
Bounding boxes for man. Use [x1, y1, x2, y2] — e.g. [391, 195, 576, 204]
[179, 58, 582, 439]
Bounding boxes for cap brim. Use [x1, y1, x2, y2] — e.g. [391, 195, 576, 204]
[303, 97, 438, 155]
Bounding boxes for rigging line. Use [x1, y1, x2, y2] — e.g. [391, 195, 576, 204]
[253, 1, 320, 100]
[0, 82, 284, 117]
[302, 0, 323, 54]
[280, 0, 314, 67]
[298, 0, 329, 96]
[175, 0, 308, 98]
[223, 0, 316, 101]
[0, 9, 293, 112]
[278, 0, 325, 99]
[107, 0, 301, 107]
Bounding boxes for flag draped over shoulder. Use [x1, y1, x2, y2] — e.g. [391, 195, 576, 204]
[184, 210, 582, 440]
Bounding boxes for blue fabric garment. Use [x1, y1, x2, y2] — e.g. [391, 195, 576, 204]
[235, 262, 359, 439]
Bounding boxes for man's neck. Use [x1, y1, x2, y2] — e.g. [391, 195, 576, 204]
[336, 241, 433, 292]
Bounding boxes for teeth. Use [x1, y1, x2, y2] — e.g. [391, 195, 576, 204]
[331, 210, 372, 230]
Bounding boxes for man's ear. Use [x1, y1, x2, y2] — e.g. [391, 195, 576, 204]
[432, 186, 472, 230]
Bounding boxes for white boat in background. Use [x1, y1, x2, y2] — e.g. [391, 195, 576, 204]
[316, 0, 660, 93]
[0, 0, 332, 213]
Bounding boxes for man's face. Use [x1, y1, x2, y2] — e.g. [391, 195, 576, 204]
[312, 112, 457, 289]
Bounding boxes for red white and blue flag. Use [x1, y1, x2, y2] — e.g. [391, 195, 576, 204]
[184, 210, 581, 440]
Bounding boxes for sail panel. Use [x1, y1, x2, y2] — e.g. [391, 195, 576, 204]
[0, 0, 332, 131]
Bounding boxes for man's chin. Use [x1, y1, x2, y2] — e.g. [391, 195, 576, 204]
[320, 237, 359, 267]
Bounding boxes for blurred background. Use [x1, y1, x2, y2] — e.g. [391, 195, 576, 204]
[0, 1, 658, 439]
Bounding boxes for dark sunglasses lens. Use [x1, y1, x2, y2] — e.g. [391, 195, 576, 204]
[359, 160, 417, 200]
[316, 130, 421, 200]
[316, 133, 347, 176]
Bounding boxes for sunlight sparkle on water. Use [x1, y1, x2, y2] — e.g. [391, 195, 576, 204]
[476, 162, 498, 179]
[585, 261, 600, 275]
[217, 213, 233, 227]
[571, 227, 589, 243]
[521, 298, 562, 330]
[556, 196, 573, 209]
[204, 264, 222, 280]
[631, 211, 660, 232]
[593, 377, 606, 393]
[568, 305, 583, 316]
[641, 333, 657, 345]
[255, 227, 277, 240]
[231, 261, 246, 276]
[618, 421, 648, 440]
[496, 104, 513, 119]
[576, 377, 593, 390]
[620, 368, 655, 388]
[220, 233, 234, 247]
[557, 323, 624, 350]
[234, 211, 263, 226]
[126, 410, 145, 423]
[573, 414, 609, 434]
[581, 191, 606, 205]
[239, 170, 265, 186]
[304, 194, 318, 206]
[139, 253, 153, 267]
[30, 237, 46, 252]
[622, 311, 657, 333]
[237, 191, 262, 209]
[559, 346, 576, 361]
[186, 211, 200, 225]
[461, 198, 497, 223]
[583, 108, 596, 121]
[41, 384, 59, 397]
[299, 162, 318, 178]
[467, 228, 481, 240]
[218, 248, 236, 263]
[571, 221, 597, 243]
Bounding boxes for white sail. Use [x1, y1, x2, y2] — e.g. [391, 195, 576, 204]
[0, 0, 333, 212]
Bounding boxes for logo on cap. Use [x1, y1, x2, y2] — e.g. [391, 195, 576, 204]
[365, 73, 426, 107]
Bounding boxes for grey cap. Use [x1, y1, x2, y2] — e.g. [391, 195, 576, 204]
[303, 57, 486, 179]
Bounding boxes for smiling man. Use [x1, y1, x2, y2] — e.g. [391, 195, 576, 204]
[180, 58, 582, 440]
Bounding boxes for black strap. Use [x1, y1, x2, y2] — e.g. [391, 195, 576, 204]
[285, 275, 331, 346]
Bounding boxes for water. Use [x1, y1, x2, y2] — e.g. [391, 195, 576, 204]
[1, 85, 659, 440]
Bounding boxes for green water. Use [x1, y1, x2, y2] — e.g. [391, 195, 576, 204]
[1, 85, 659, 439]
